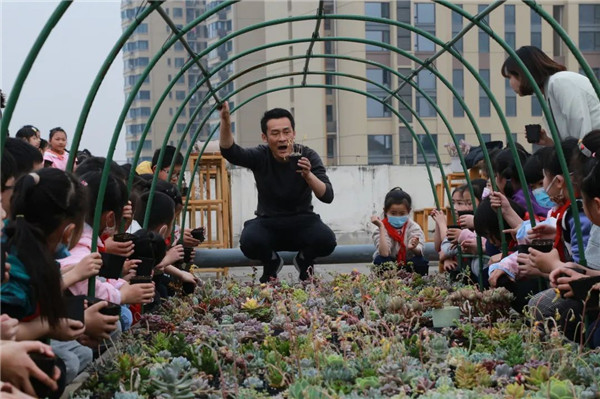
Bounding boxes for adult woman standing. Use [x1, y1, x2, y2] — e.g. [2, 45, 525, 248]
[502, 46, 600, 146]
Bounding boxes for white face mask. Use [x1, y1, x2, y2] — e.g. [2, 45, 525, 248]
[482, 187, 492, 199]
[103, 216, 116, 237]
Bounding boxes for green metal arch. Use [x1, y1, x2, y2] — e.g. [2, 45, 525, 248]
[0, 1, 72, 152]
[172, 69, 487, 281]
[2, 1, 595, 289]
[438, 0, 587, 265]
[148, 36, 507, 254]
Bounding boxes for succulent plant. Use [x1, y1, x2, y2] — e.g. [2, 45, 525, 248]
[537, 378, 580, 399]
[418, 287, 446, 309]
[454, 361, 492, 389]
[150, 359, 195, 399]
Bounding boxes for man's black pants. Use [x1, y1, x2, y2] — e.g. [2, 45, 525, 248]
[239, 213, 336, 264]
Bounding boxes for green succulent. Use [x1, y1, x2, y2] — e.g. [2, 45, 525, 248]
[527, 364, 550, 388]
[454, 361, 492, 389]
[537, 378, 580, 399]
[499, 333, 525, 367]
[149, 360, 195, 399]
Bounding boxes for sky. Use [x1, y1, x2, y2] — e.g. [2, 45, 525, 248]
[1, 1, 128, 162]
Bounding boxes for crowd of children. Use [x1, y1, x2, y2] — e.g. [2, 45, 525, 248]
[1, 44, 600, 398]
[0, 130, 202, 398]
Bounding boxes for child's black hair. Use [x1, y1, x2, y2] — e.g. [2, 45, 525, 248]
[523, 147, 550, 185]
[151, 145, 184, 169]
[474, 196, 526, 244]
[457, 179, 486, 202]
[383, 187, 412, 212]
[493, 144, 530, 198]
[39, 138, 48, 152]
[49, 127, 67, 141]
[260, 108, 296, 134]
[576, 130, 600, 200]
[133, 191, 175, 232]
[4, 138, 43, 177]
[1, 151, 16, 191]
[15, 125, 40, 142]
[75, 156, 127, 182]
[131, 228, 167, 265]
[78, 170, 129, 226]
[136, 175, 183, 206]
[581, 162, 600, 201]
[6, 169, 86, 327]
[541, 138, 579, 177]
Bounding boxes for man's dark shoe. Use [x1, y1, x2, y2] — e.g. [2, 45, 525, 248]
[260, 253, 283, 283]
[293, 253, 313, 281]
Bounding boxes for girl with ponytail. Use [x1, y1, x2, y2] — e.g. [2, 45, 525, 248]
[1, 168, 86, 335]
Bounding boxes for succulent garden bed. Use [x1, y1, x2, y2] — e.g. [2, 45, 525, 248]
[73, 267, 600, 399]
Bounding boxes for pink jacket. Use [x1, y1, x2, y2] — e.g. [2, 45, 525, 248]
[59, 224, 124, 304]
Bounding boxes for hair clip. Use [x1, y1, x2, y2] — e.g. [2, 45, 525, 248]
[579, 139, 596, 158]
[16, 214, 24, 219]
[28, 172, 40, 185]
[80, 179, 88, 187]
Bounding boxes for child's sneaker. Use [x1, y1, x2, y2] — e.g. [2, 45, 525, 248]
[260, 253, 283, 283]
[293, 252, 313, 281]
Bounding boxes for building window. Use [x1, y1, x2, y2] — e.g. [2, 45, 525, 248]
[531, 9, 542, 49]
[416, 70, 436, 117]
[136, 90, 151, 101]
[134, 23, 148, 35]
[172, 7, 183, 18]
[174, 58, 185, 68]
[174, 42, 184, 51]
[327, 135, 336, 159]
[481, 133, 492, 142]
[399, 127, 413, 164]
[326, 105, 334, 122]
[553, 6, 565, 56]
[504, 4, 515, 49]
[365, 2, 390, 19]
[531, 97, 542, 116]
[579, 4, 600, 52]
[452, 69, 464, 117]
[177, 123, 186, 133]
[415, 3, 435, 52]
[175, 90, 186, 100]
[325, 74, 334, 94]
[128, 107, 151, 119]
[417, 134, 437, 165]
[365, 28, 390, 51]
[505, 78, 516, 117]
[478, 4, 489, 53]
[366, 68, 391, 118]
[451, 5, 463, 53]
[368, 135, 393, 165]
[479, 69, 490, 117]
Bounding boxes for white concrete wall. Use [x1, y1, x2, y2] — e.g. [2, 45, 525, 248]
[229, 165, 443, 245]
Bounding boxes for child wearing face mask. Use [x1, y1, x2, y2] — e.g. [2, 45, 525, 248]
[526, 138, 592, 269]
[370, 187, 427, 274]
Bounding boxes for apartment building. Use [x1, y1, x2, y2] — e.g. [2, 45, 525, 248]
[121, 0, 600, 165]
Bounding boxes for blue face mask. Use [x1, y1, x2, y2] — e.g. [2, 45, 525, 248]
[532, 187, 556, 209]
[387, 215, 408, 228]
[54, 243, 70, 260]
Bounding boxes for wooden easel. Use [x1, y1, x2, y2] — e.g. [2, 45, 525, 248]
[184, 153, 232, 278]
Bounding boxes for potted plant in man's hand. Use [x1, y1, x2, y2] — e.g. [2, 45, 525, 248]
[286, 139, 303, 170]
